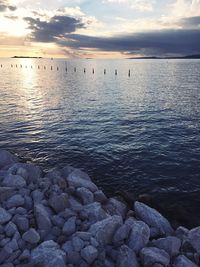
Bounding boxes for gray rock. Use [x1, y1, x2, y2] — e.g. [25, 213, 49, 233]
[151, 236, 181, 257]
[81, 245, 98, 264]
[76, 187, 94, 205]
[76, 231, 92, 241]
[15, 216, 29, 232]
[6, 194, 24, 208]
[140, 247, 170, 267]
[134, 201, 173, 237]
[66, 251, 82, 265]
[49, 193, 69, 213]
[31, 240, 66, 267]
[0, 238, 11, 247]
[89, 215, 123, 245]
[2, 174, 26, 189]
[187, 226, 200, 253]
[72, 236, 85, 252]
[19, 249, 31, 263]
[105, 198, 127, 219]
[70, 169, 91, 181]
[0, 208, 11, 224]
[4, 248, 21, 262]
[0, 187, 16, 202]
[175, 226, 189, 240]
[0, 264, 14, 267]
[62, 216, 76, 236]
[126, 218, 150, 253]
[116, 245, 139, 267]
[52, 215, 65, 228]
[0, 247, 12, 264]
[173, 255, 198, 267]
[68, 197, 83, 212]
[112, 223, 131, 246]
[5, 221, 17, 237]
[81, 202, 108, 223]
[67, 172, 98, 192]
[34, 204, 52, 236]
[22, 228, 40, 244]
[15, 207, 27, 215]
[90, 237, 99, 248]
[62, 240, 74, 253]
[32, 190, 44, 204]
[94, 190, 107, 203]
[5, 238, 19, 251]
[0, 150, 17, 169]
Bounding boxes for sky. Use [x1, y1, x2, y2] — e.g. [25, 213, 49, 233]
[0, 0, 200, 58]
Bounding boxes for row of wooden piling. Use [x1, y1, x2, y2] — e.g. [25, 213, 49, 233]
[0, 64, 132, 76]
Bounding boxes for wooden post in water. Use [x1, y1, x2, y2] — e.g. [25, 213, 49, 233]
[11, 64, 13, 68]
[0, 64, 2, 68]
[44, 66, 46, 70]
[16, 64, 17, 68]
[92, 68, 94, 74]
[51, 66, 53, 70]
[115, 69, 117, 75]
[66, 67, 67, 72]
[74, 67, 76, 72]
[31, 66, 32, 69]
[20, 65, 22, 68]
[57, 67, 59, 71]
[128, 69, 130, 77]
[38, 65, 40, 69]
[104, 69, 106, 75]
[84, 68, 86, 73]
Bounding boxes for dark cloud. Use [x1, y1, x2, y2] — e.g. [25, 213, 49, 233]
[24, 15, 85, 42]
[179, 16, 200, 28]
[0, 0, 16, 12]
[56, 29, 200, 56]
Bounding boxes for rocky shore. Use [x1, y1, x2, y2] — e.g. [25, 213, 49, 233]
[0, 150, 200, 267]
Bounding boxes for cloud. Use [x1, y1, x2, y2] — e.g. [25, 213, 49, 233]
[0, 0, 16, 12]
[104, 0, 155, 11]
[57, 28, 200, 56]
[179, 16, 200, 28]
[24, 15, 85, 42]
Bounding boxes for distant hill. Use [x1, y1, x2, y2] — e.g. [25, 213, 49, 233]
[12, 56, 42, 59]
[129, 54, 200, 59]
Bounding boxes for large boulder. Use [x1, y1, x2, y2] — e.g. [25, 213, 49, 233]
[0, 207, 11, 224]
[0, 150, 17, 169]
[134, 201, 173, 237]
[140, 247, 170, 267]
[31, 240, 66, 266]
[2, 174, 26, 189]
[89, 215, 123, 245]
[67, 171, 98, 192]
[126, 218, 150, 253]
[173, 255, 198, 267]
[116, 245, 140, 267]
[151, 236, 181, 257]
[187, 226, 200, 253]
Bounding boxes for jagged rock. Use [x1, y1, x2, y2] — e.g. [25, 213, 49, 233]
[67, 172, 98, 192]
[76, 187, 94, 205]
[175, 226, 189, 240]
[134, 201, 173, 237]
[31, 240, 66, 266]
[112, 223, 131, 246]
[81, 245, 98, 264]
[0, 207, 11, 224]
[34, 204, 52, 236]
[126, 218, 150, 253]
[89, 215, 123, 245]
[6, 194, 24, 208]
[0, 150, 17, 169]
[173, 255, 198, 267]
[2, 174, 26, 189]
[62, 216, 76, 236]
[48, 193, 69, 213]
[0, 187, 16, 202]
[5, 221, 17, 237]
[187, 226, 200, 253]
[105, 198, 128, 219]
[22, 228, 40, 244]
[151, 236, 181, 257]
[81, 202, 108, 223]
[72, 236, 85, 252]
[140, 247, 170, 267]
[116, 245, 140, 267]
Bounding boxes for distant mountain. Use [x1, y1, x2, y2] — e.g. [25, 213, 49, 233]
[12, 56, 42, 58]
[129, 54, 200, 59]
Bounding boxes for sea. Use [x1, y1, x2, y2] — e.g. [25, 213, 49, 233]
[0, 58, 200, 227]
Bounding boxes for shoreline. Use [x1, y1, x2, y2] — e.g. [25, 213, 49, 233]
[0, 149, 199, 266]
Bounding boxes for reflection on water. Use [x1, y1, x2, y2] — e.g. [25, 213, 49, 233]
[0, 58, 200, 226]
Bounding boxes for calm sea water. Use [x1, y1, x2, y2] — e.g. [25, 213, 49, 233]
[0, 58, 200, 226]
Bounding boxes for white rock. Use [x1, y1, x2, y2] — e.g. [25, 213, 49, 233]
[140, 247, 170, 267]
[2, 174, 26, 188]
[81, 245, 98, 264]
[134, 201, 173, 237]
[31, 240, 66, 267]
[67, 172, 98, 192]
[89, 215, 123, 245]
[116, 245, 140, 267]
[152, 236, 181, 257]
[173, 255, 198, 267]
[187, 226, 200, 253]
[0, 207, 11, 224]
[126, 218, 150, 253]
